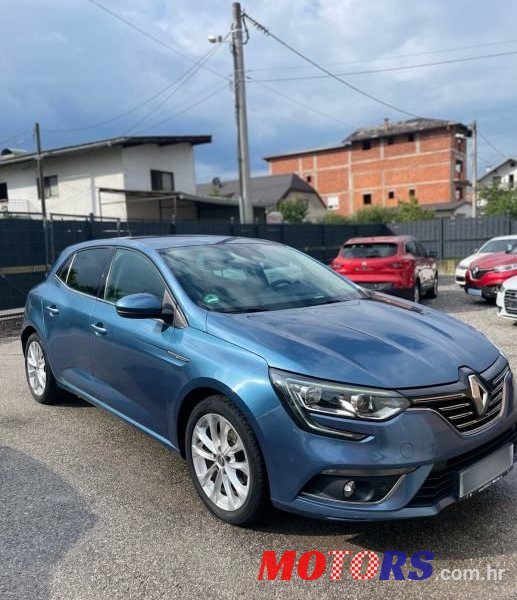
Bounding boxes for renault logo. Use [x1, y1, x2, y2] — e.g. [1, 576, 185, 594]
[468, 374, 490, 415]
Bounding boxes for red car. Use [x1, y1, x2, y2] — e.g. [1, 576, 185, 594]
[464, 250, 517, 300]
[329, 235, 438, 302]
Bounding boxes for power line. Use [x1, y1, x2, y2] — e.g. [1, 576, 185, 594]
[251, 49, 517, 83]
[478, 131, 508, 159]
[83, 0, 228, 82]
[242, 11, 420, 119]
[249, 37, 517, 72]
[248, 77, 358, 130]
[133, 82, 230, 134]
[123, 42, 224, 133]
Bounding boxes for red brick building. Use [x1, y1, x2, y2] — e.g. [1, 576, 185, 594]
[264, 118, 472, 216]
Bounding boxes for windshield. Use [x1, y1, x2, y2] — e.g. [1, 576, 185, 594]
[340, 242, 398, 259]
[160, 242, 363, 313]
[480, 239, 517, 253]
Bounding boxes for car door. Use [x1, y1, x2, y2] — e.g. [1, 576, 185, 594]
[88, 247, 178, 439]
[43, 247, 113, 394]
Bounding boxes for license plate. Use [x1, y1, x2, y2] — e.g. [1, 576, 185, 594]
[467, 287, 482, 297]
[459, 444, 514, 499]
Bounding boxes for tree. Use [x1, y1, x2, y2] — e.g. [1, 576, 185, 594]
[278, 197, 309, 223]
[396, 196, 435, 222]
[351, 205, 395, 223]
[481, 184, 517, 218]
[319, 212, 350, 224]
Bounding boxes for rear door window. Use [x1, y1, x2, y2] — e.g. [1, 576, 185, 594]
[340, 243, 398, 258]
[66, 248, 112, 297]
[404, 240, 418, 255]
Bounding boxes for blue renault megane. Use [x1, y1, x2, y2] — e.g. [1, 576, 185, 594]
[22, 236, 516, 525]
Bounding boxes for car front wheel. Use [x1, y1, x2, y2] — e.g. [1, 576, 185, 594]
[185, 395, 268, 526]
[24, 333, 59, 404]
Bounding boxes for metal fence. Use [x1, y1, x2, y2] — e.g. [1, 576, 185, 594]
[0, 213, 388, 311]
[3, 212, 517, 312]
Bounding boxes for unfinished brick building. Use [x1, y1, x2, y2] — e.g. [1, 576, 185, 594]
[264, 118, 472, 216]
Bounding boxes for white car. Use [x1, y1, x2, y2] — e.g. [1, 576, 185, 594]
[496, 275, 517, 320]
[455, 235, 517, 286]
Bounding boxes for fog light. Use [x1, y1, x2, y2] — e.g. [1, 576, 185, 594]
[343, 480, 356, 498]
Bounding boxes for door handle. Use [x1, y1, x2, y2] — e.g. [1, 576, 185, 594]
[90, 322, 107, 336]
[45, 305, 60, 316]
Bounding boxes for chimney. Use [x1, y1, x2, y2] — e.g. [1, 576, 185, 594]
[383, 118, 390, 131]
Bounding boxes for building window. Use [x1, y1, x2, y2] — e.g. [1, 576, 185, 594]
[0, 182, 7, 201]
[455, 159, 463, 175]
[363, 193, 372, 205]
[509, 174, 515, 189]
[456, 187, 463, 200]
[388, 190, 395, 200]
[408, 133, 415, 142]
[150, 170, 175, 192]
[386, 136, 394, 145]
[37, 175, 59, 198]
[492, 175, 502, 185]
[362, 140, 371, 151]
[326, 195, 339, 211]
[409, 188, 416, 198]
[305, 174, 312, 183]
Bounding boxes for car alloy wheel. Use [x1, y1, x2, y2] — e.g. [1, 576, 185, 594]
[414, 282, 420, 303]
[191, 413, 250, 511]
[26, 340, 47, 396]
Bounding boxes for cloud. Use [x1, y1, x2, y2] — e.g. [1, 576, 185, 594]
[2, 0, 517, 180]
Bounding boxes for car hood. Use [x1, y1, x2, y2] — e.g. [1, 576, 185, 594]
[458, 253, 481, 268]
[206, 296, 499, 389]
[470, 252, 517, 269]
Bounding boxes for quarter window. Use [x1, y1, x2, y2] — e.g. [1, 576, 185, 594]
[105, 249, 165, 303]
[66, 248, 112, 296]
[56, 254, 74, 283]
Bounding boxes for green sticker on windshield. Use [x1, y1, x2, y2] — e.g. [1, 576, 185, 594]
[203, 293, 220, 305]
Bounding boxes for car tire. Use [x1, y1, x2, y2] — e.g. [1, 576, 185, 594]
[24, 333, 60, 404]
[406, 280, 421, 303]
[427, 275, 438, 299]
[185, 395, 269, 526]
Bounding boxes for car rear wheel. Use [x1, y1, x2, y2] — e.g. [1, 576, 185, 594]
[409, 280, 421, 303]
[186, 395, 268, 526]
[24, 333, 59, 404]
[427, 275, 438, 299]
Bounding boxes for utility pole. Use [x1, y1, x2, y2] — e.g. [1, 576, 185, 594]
[471, 120, 478, 218]
[231, 2, 253, 224]
[34, 122, 50, 267]
[34, 123, 46, 217]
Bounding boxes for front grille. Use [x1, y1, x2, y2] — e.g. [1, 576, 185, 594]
[504, 289, 517, 315]
[470, 268, 492, 280]
[410, 364, 508, 434]
[408, 428, 517, 507]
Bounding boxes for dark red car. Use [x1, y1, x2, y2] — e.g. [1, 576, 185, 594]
[465, 250, 517, 300]
[329, 235, 438, 302]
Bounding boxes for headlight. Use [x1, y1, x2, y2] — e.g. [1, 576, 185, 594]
[270, 369, 410, 428]
[494, 263, 517, 272]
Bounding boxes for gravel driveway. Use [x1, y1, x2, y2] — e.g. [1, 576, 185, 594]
[1, 279, 516, 600]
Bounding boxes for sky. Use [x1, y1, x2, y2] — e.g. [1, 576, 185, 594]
[2, 0, 517, 185]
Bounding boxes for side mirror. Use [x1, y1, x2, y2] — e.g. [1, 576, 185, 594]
[428, 250, 438, 258]
[116, 293, 163, 319]
[506, 243, 513, 253]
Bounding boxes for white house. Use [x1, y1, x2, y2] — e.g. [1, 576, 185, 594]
[478, 158, 517, 190]
[0, 135, 211, 220]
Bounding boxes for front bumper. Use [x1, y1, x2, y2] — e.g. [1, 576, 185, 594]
[465, 283, 500, 299]
[255, 361, 517, 521]
[455, 266, 467, 286]
[497, 288, 517, 320]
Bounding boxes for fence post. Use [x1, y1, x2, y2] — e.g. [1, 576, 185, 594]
[49, 213, 56, 263]
[439, 218, 445, 260]
[116, 218, 121, 237]
[87, 213, 94, 240]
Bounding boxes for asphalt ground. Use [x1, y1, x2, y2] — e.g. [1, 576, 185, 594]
[1, 278, 517, 599]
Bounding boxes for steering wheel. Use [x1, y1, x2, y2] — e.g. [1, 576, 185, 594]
[271, 278, 293, 289]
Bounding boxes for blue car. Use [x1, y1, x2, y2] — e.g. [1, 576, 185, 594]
[22, 236, 516, 525]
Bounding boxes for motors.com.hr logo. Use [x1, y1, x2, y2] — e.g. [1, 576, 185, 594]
[258, 551, 506, 582]
[258, 550, 434, 581]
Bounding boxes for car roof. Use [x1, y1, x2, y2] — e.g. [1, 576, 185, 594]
[485, 235, 517, 241]
[344, 235, 412, 244]
[61, 235, 279, 253]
